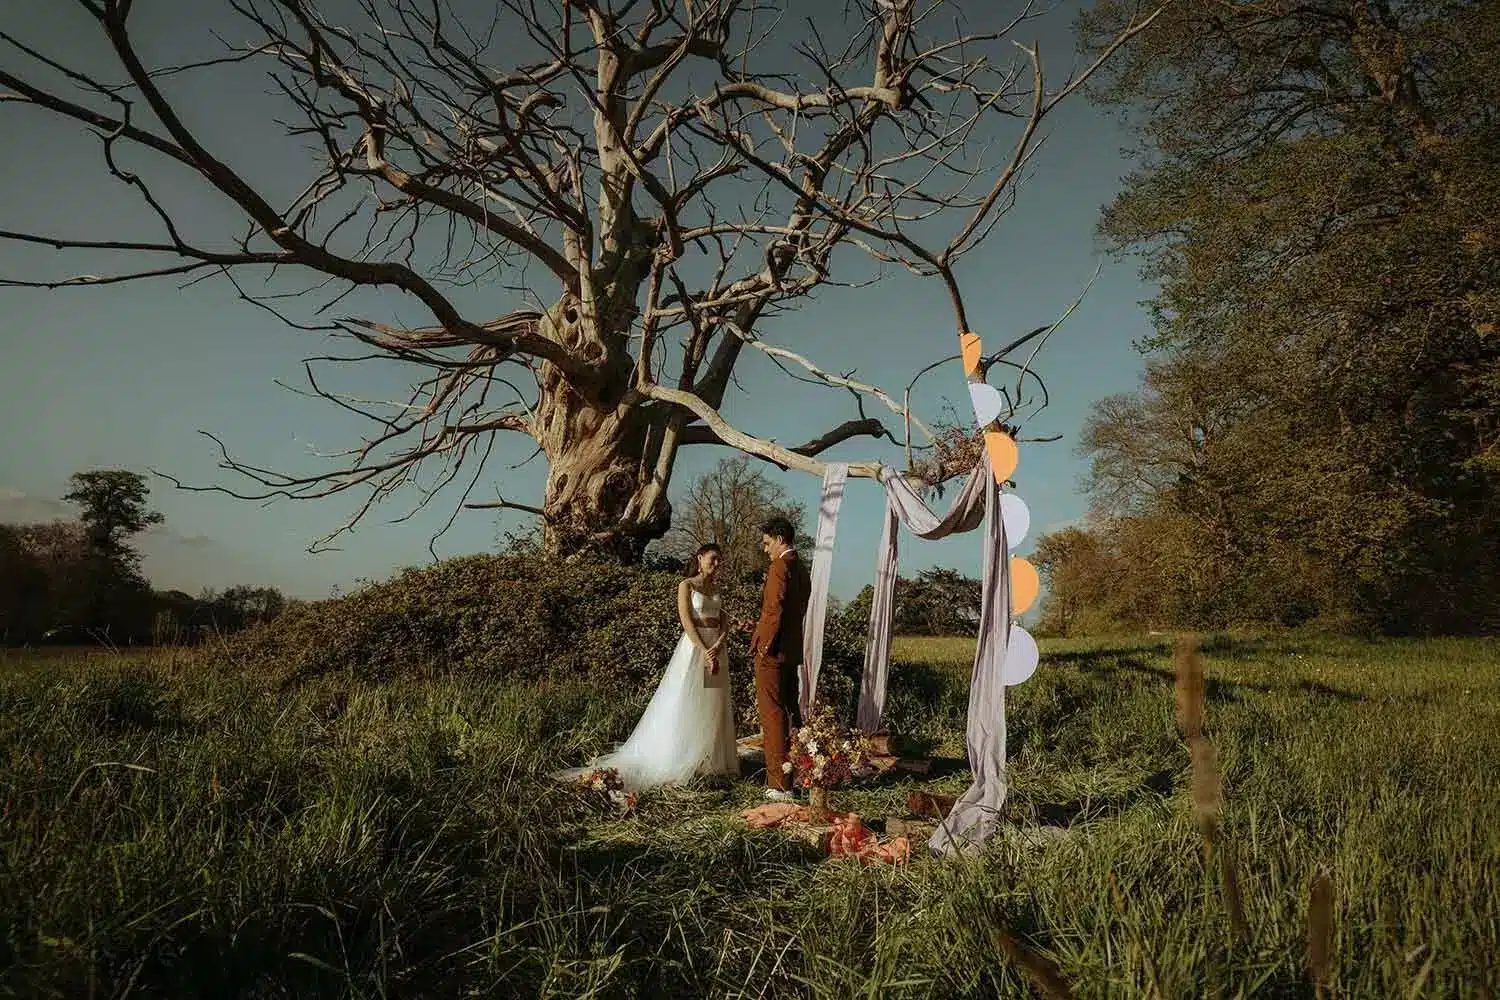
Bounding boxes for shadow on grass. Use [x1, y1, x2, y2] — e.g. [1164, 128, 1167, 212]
[1048, 647, 1366, 705]
[1005, 768, 1176, 828]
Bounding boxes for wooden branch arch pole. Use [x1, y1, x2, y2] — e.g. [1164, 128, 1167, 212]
[642, 265, 1021, 488]
[943, 267, 1037, 618]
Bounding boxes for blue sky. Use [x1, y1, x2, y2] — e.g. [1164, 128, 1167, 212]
[0, 1, 1154, 603]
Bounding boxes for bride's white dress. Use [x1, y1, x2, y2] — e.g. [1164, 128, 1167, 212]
[558, 588, 738, 790]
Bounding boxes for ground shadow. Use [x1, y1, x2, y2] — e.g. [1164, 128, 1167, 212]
[1050, 647, 1366, 705]
[1006, 767, 1176, 828]
[565, 827, 826, 884]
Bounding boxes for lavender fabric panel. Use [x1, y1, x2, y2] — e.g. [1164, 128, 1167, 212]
[800, 462, 848, 720]
[928, 467, 1011, 857]
[856, 464, 989, 732]
[856, 496, 900, 733]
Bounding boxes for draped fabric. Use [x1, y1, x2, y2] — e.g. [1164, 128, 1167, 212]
[856, 465, 989, 731]
[856, 463, 1012, 856]
[796, 459, 1013, 856]
[799, 463, 848, 722]
[925, 467, 1010, 857]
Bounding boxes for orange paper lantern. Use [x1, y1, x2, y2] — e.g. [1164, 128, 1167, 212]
[983, 428, 1018, 483]
[960, 332, 983, 375]
[1010, 556, 1039, 615]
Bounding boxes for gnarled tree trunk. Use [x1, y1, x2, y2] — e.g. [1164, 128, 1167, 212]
[535, 393, 678, 563]
[533, 292, 680, 564]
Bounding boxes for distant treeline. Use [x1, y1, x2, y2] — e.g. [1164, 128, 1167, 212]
[1034, 1, 1500, 637]
[0, 470, 294, 647]
[0, 518, 293, 646]
[839, 568, 983, 639]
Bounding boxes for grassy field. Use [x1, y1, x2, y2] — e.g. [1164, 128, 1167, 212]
[1, 634, 1496, 998]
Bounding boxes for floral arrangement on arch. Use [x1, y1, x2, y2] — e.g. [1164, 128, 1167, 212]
[783, 704, 876, 790]
[572, 767, 637, 813]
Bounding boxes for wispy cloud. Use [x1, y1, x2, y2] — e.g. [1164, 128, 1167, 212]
[0, 490, 71, 522]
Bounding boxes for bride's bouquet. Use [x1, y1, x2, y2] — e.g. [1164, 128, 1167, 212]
[571, 767, 638, 813]
[783, 704, 876, 791]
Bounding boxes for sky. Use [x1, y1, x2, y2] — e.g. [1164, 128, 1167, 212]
[0, 1, 1156, 604]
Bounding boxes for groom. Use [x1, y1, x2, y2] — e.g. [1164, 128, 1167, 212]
[749, 515, 812, 802]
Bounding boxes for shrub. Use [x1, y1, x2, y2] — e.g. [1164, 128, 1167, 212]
[239, 555, 700, 684]
[235, 553, 880, 730]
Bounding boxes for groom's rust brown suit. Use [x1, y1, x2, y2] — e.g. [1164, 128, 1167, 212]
[749, 547, 812, 791]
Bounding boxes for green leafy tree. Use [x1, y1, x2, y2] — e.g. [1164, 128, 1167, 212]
[0, 525, 48, 642]
[63, 470, 164, 573]
[1075, 0, 1500, 634]
[62, 470, 164, 639]
[893, 568, 982, 637]
[12, 520, 93, 639]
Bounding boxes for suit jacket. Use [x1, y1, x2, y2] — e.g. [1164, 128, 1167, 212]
[751, 550, 811, 668]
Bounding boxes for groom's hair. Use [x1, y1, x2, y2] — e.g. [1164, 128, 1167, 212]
[760, 516, 796, 545]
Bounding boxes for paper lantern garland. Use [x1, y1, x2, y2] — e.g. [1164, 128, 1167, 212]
[1000, 623, 1039, 685]
[983, 428, 1018, 483]
[967, 381, 1007, 427]
[999, 492, 1030, 548]
[1010, 556, 1040, 615]
[960, 330, 1040, 687]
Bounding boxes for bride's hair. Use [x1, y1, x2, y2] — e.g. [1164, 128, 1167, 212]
[684, 542, 721, 577]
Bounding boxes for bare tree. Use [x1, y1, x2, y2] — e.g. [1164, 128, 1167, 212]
[654, 455, 806, 579]
[0, 0, 1163, 561]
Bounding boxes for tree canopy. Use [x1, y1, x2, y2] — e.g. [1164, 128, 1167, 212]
[1048, 0, 1500, 634]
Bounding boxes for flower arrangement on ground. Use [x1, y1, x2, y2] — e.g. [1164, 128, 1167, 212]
[782, 704, 875, 817]
[572, 767, 637, 813]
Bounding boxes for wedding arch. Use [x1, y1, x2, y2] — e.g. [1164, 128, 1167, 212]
[792, 424, 1041, 858]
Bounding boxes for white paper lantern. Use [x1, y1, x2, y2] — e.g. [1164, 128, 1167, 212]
[999, 492, 1030, 549]
[967, 381, 1006, 426]
[1002, 624, 1039, 686]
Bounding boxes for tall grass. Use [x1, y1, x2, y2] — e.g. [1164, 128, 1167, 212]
[1, 634, 1497, 998]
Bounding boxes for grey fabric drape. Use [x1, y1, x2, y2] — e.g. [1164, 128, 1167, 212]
[927, 467, 1010, 857]
[799, 462, 848, 721]
[797, 458, 1014, 856]
[851, 461, 1012, 857]
[856, 464, 990, 731]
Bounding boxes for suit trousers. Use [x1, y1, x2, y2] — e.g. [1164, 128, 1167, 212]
[754, 655, 800, 790]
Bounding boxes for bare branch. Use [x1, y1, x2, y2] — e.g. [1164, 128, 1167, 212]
[641, 382, 885, 480]
[680, 415, 891, 457]
[2, 0, 1156, 555]
[462, 495, 548, 517]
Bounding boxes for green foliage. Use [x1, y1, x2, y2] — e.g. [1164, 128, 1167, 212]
[0, 521, 291, 647]
[0, 525, 48, 642]
[61, 469, 163, 573]
[892, 568, 981, 637]
[0, 465, 297, 646]
[234, 553, 876, 731]
[2, 635, 1497, 996]
[1067, 0, 1500, 635]
[149, 586, 294, 646]
[234, 554, 694, 685]
[1031, 526, 1135, 638]
[0, 469, 170, 643]
[4, 521, 92, 642]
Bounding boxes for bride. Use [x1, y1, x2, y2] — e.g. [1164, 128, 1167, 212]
[557, 543, 739, 790]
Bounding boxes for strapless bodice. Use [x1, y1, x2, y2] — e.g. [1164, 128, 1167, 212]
[690, 589, 722, 617]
